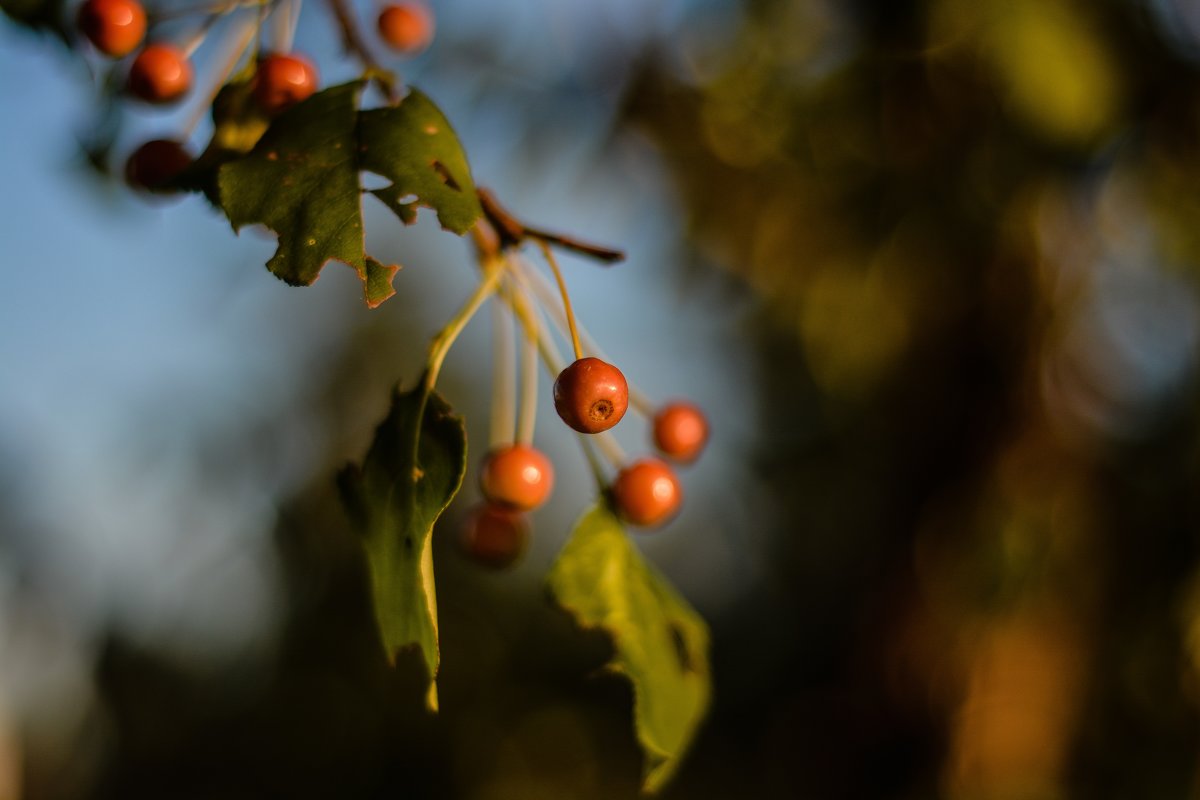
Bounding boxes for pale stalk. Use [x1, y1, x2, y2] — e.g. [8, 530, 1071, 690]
[182, 12, 258, 136]
[424, 257, 504, 392]
[489, 287, 516, 450]
[535, 239, 583, 361]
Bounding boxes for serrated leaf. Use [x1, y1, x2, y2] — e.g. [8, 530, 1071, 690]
[217, 81, 400, 308]
[547, 505, 711, 793]
[358, 88, 482, 234]
[338, 380, 467, 711]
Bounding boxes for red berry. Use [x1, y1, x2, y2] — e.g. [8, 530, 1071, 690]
[377, 2, 435, 55]
[253, 53, 319, 116]
[124, 138, 191, 192]
[459, 503, 529, 569]
[127, 44, 192, 104]
[77, 0, 145, 58]
[479, 444, 554, 511]
[653, 402, 709, 463]
[611, 458, 682, 528]
[553, 357, 629, 434]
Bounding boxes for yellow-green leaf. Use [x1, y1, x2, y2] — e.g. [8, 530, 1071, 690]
[547, 505, 711, 793]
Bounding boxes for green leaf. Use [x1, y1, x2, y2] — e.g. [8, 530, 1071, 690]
[338, 379, 467, 711]
[547, 505, 711, 793]
[358, 88, 482, 234]
[217, 81, 400, 308]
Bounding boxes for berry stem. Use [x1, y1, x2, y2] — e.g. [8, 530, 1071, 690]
[270, 0, 300, 52]
[593, 430, 627, 469]
[181, 11, 258, 137]
[424, 256, 503, 393]
[504, 255, 565, 376]
[488, 288, 516, 450]
[150, 0, 270, 22]
[535, 239, 583, 362]
[508, 276, 541, 446]
[180, 2, 240, 57]
[575, 434, 610, 493]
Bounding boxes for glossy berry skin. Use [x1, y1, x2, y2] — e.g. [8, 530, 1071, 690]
[77, 0, 145, 58]
[253, 53, 319, 116]
[611, 458, 682, 528]
[480, 444, 554, 511]
[653, 402, 709, 463]
[459, 503, 529, 569]
[127, 44, 192, 104]
[124, 139, 191, 192]
[553, 357, 629, 434]
[377, 3, 435, 55]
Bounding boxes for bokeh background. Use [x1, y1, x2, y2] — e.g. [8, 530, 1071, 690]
[4, 0, 1200, 797]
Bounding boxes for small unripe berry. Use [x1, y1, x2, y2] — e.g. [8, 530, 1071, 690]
[611, 458, 682, 528]
[653, 402, 709, 463]
[127, 44, 192, 104]
[553, 357, 629, 434]
[253, 53, 319, 116]
[377, 2, 435, 56]
[77, 0, 146, 58]
[480, 444, 554, 511]
[124, 138, 191, 192]
[459, 503, 529, 569]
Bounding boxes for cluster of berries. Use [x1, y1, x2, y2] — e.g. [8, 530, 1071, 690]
[75, 0, 436, 190]
[461, 351, 709, 569]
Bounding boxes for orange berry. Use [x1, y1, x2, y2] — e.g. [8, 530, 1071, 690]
[459, 503, 529, 569]
[127, 44, 192, 104]
[253, 53, 319, 116]
[553, 357, 629, 434]
[377, 2, 435, 56]
[652, 402, 709, 463]
[480, 444, 554, 511]
[611, 458, 682, 528]
[77, 0, 146, 58]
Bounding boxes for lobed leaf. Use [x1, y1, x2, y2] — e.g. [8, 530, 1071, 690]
[338, 380, 467, 711]
[358, 88, 482, 234]
[217, 81, 400, 308]
[547, 505, 711, 793]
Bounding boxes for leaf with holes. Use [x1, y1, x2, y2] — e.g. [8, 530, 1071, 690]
[338, 378, 467, 711]
[547, 504, 711, 793]
[217, 80, 400, 308]
[358, 87, 482, 233]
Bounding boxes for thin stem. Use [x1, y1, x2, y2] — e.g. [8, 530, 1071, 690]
[593, 430, 627, 469]
[269, 0, 299, 51]
[536, 239, 583, 362]
[150, 0, 270, 22]
[489, 289, 516, 450]
[180, 1, 242, 57]
[182, 12, 258, 137]
[326, 0, 397, 100]
[504, 254, 565, 375]
[576, 434, 610, 492]
[510, 277, 541, 446]
[425, 257, 503, 392]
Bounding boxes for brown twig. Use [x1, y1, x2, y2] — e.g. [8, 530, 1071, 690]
[477, 187, 625, 264]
